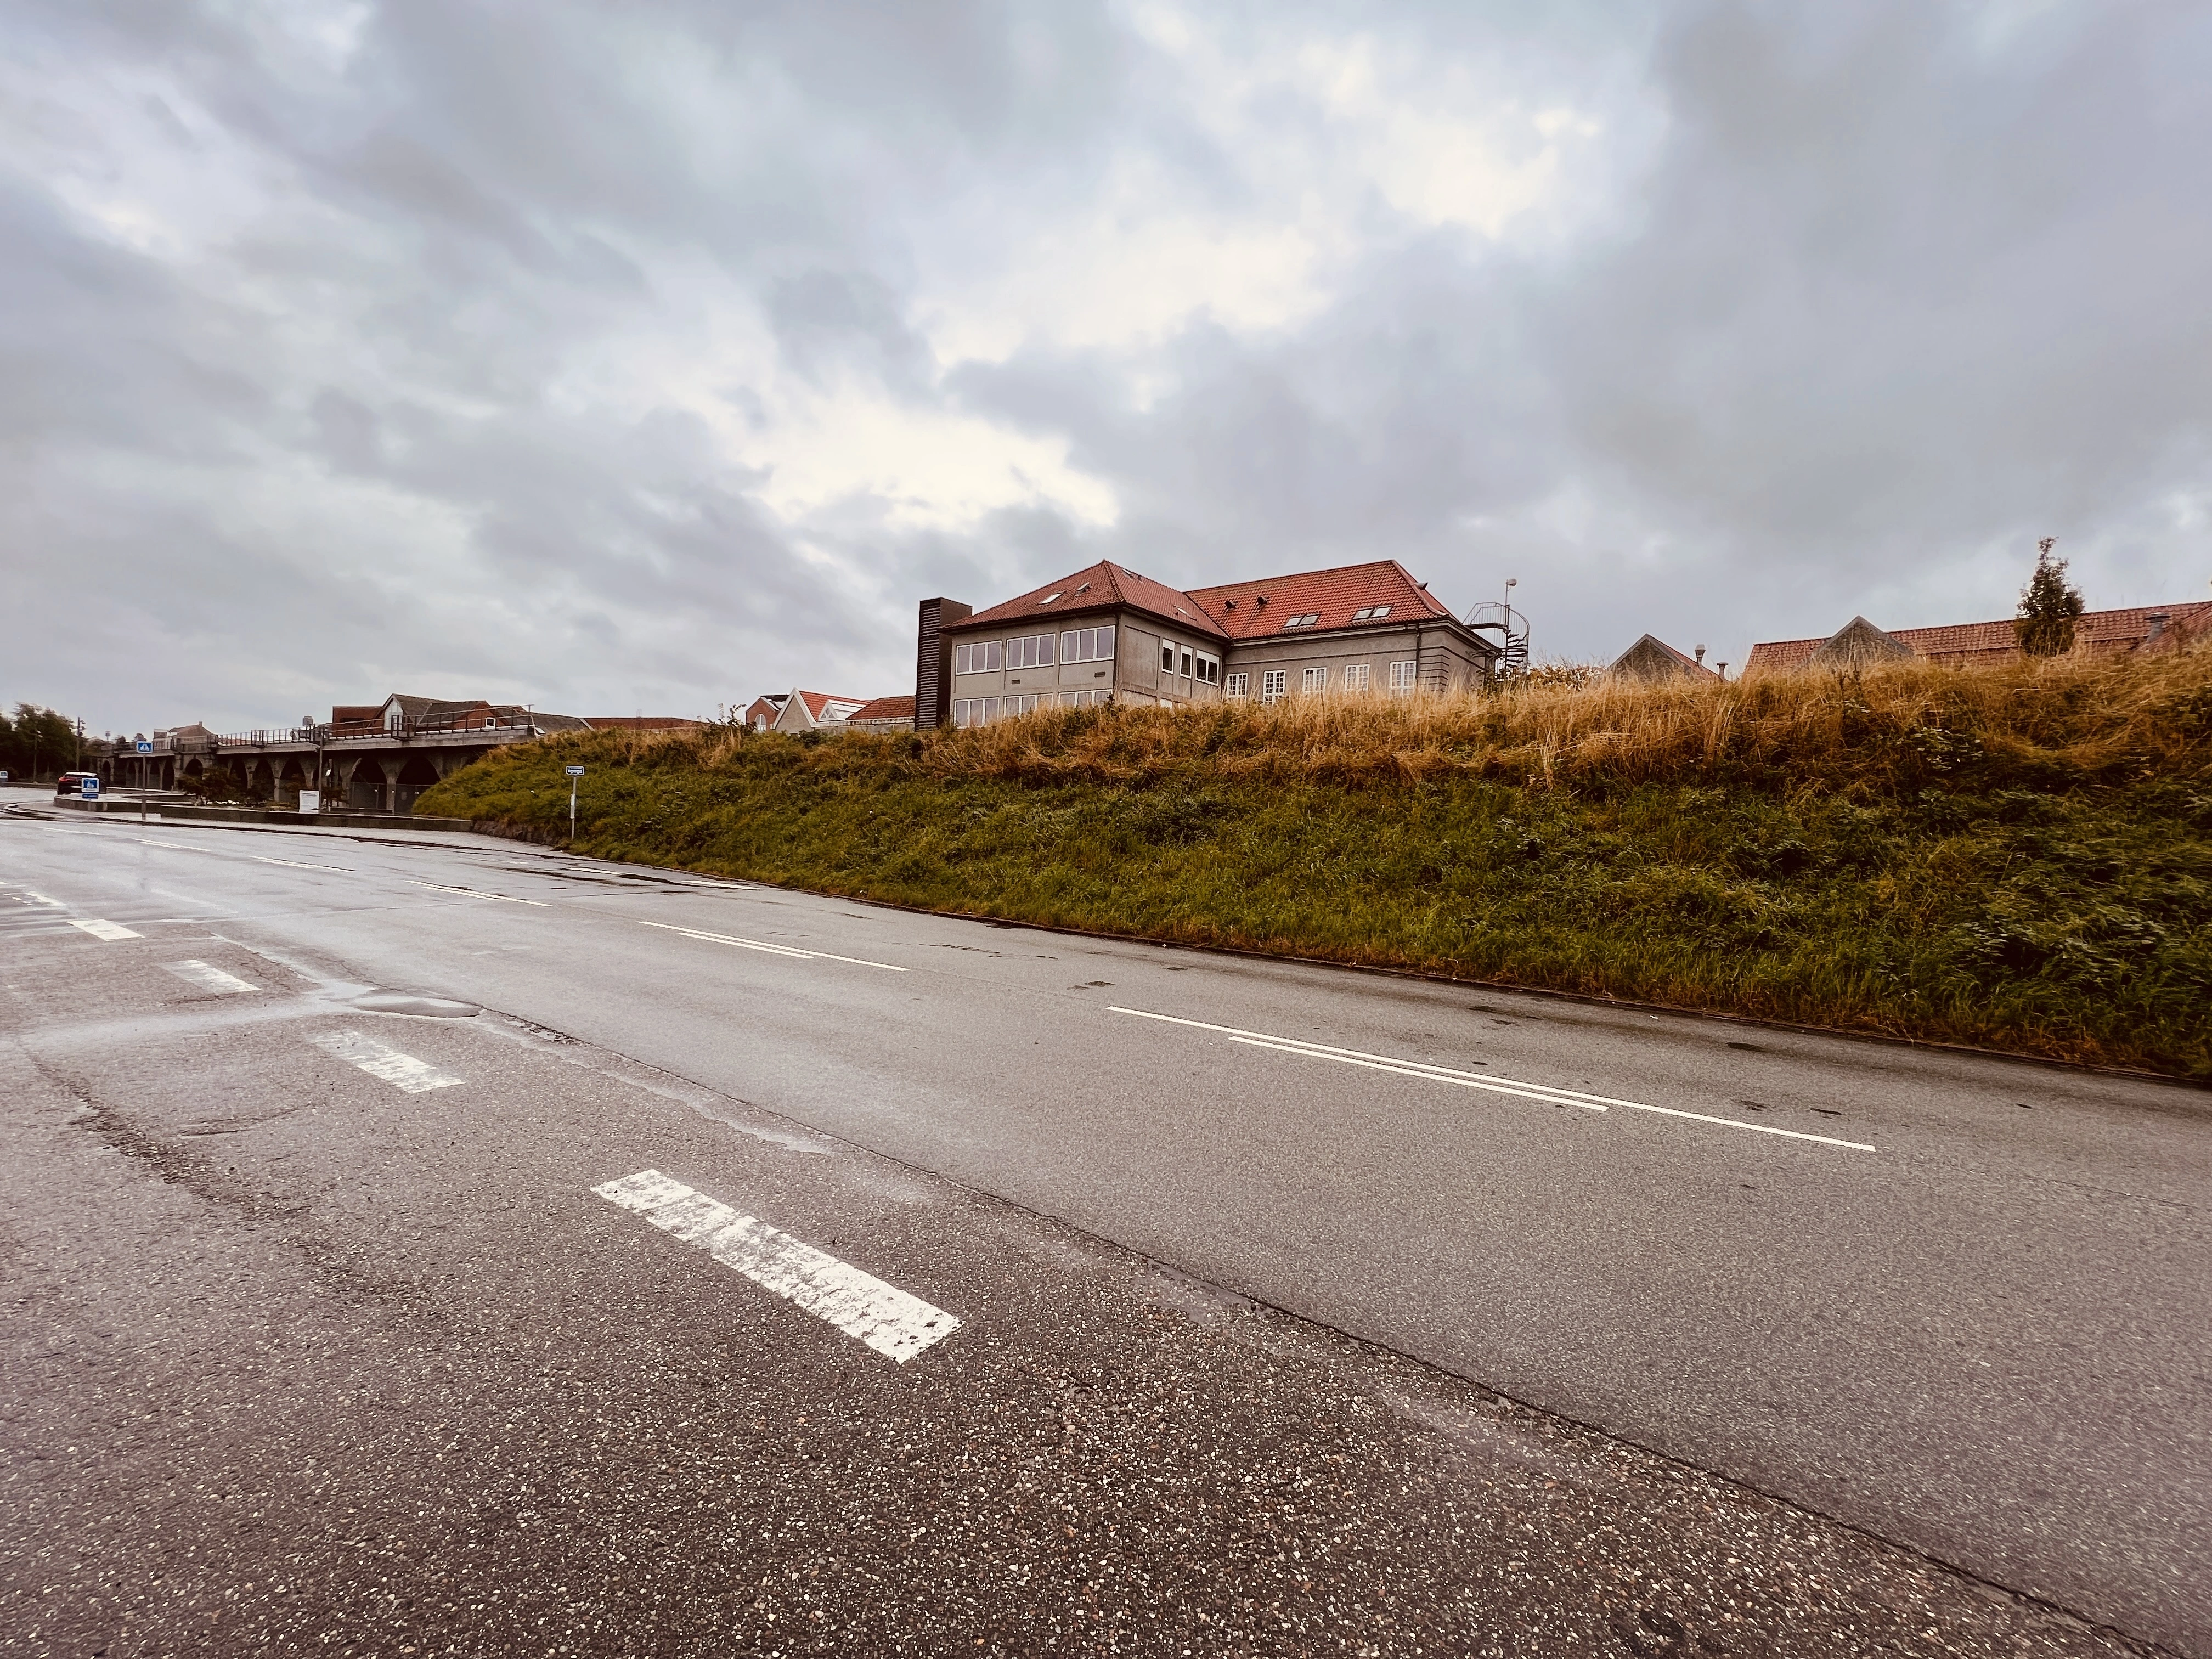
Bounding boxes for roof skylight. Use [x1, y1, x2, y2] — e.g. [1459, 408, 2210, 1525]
[1039, 592, 1063, 605]
[1352, 605, 1391, 620]
[1282, 613, 1321, 630]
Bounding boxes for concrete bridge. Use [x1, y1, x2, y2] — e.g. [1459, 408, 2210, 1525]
[103, 697, 591, 815]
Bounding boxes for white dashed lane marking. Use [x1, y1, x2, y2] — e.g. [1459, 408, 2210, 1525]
[409, 881, 551, 906]
[1112, 1007, 1877, 1153]
[595, 1170, 961, 1363]
[307, 1031, 463, 1093]
[67, 918, 143, 941]
[635, 919, 907, 972]
[165, 959, 259, 994]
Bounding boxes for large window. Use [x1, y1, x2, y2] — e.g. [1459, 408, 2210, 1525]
[1302, 667, 1327, 693]
[1261, 670, 1286, 704]
[1389, 660, 1417, 693]
[1061, 625, 1115, 664]
[1343, 663, 1370, 691]
[1195, 653, 1220, 685]
[952, 697, 998, 726]
[953, 640, 1002, 675]
[1056, 689, 1113, 709]
[1007, 633, 1055, 669]
[1224, 672, 1249, 699]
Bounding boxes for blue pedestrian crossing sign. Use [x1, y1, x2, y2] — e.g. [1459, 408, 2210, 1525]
[136, 739, 153, 754]
[81, 776, 100, 798]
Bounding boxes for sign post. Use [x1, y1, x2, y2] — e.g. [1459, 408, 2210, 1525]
[135, 738, 153, 823]
[566, 765, 585, 842]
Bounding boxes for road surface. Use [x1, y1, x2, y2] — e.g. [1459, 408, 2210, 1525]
[3, 798, 2205, 1655]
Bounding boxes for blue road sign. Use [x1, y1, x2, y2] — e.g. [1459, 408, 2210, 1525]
[566, 765, 586, 777]
[81, 776, 100, 798]
[136, 739, 153, 754]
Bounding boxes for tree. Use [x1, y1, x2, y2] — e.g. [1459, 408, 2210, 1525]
[2015, 537, 2085, 657]
[0, 703, 81, 781]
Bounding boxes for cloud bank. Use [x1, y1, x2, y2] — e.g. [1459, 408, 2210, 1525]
[4, 0, 2207, 730]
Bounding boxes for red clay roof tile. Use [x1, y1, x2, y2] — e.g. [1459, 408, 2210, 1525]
[1184, 560, 1454, 640]
[946, 561, 1230, 641]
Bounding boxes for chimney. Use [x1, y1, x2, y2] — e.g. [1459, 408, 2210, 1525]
[914, 597, 972, 731]
[1694, 645, 1707, 666]
[2147, 611, 2170, 640]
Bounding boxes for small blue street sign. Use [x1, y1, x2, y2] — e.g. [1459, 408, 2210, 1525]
[136, 739, 153, 754]
[566, 765, 586, 777]
[81, 776, 100, 798]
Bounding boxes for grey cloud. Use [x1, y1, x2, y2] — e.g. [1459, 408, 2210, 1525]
[5, 0, 2209, 734]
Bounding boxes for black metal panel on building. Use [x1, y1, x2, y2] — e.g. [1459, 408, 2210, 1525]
[913, 597, 971, 730]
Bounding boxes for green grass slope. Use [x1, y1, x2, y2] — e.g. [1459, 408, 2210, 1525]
[419, 652, 2212, 1077]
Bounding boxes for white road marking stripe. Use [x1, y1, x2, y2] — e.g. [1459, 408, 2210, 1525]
[307, 1031, 463, 1093]
[409, 882, 551, 906]
[595, 1170, 959, 1362]
[1113, 1006, 1876, 1153]
[1225, 1035, 1605, 1110]
[67, 918, 142, 941]
[127, 837, 351, 873]
[635, 918, 907, 972]
[164, 959, 259, 994]
[24, 891, 63, 906]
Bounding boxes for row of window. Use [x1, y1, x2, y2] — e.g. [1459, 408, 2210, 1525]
[951, 689, 1114, 727]
[1157, 642, 1222, 685]
[953, 627, 1118, 676]
[1223, 661, 1418, 702]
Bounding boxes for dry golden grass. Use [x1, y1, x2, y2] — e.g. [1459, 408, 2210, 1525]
[652, 644, 2212, 796]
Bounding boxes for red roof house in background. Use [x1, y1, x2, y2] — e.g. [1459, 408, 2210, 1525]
[1747, 600, 2212, 674]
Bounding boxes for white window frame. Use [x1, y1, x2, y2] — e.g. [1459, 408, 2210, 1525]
[1302, 667, 1327, 693]
[1178, 647, 1194, 678]
[954, 640, 1003, 675]
[1160, 641, 1176, 673]
[1196, 653, 1220, 686]
[1060, 625, 1116, 664]
[1260, 670, 1286, 704]
[1224, 671, 1248, 699]
[1389, 660, 1417, 694]
[1007, 634, 1056, 670]
[953, 697, 1002, 727]
[1342, 663, 1370, 692]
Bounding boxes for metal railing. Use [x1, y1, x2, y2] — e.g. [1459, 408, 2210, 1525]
[204, 713, 541, 748]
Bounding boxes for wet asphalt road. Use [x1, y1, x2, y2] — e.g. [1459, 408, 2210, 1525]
[1, 798, 2206, 1657]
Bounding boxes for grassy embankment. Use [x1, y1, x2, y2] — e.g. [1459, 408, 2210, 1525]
[419, 651, 2212, 1077]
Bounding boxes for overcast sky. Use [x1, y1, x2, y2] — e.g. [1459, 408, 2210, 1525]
[6, 0, 2208, 733]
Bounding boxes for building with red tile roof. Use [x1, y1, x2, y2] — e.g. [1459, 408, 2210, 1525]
[844, 695, 916, 734]
[924, 557, 1494, 726]
[771, 689, 871, 733]
[1746, 600, 2212, 675]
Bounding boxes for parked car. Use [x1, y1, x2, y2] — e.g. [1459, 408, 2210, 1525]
[54, 771, 102, 798]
